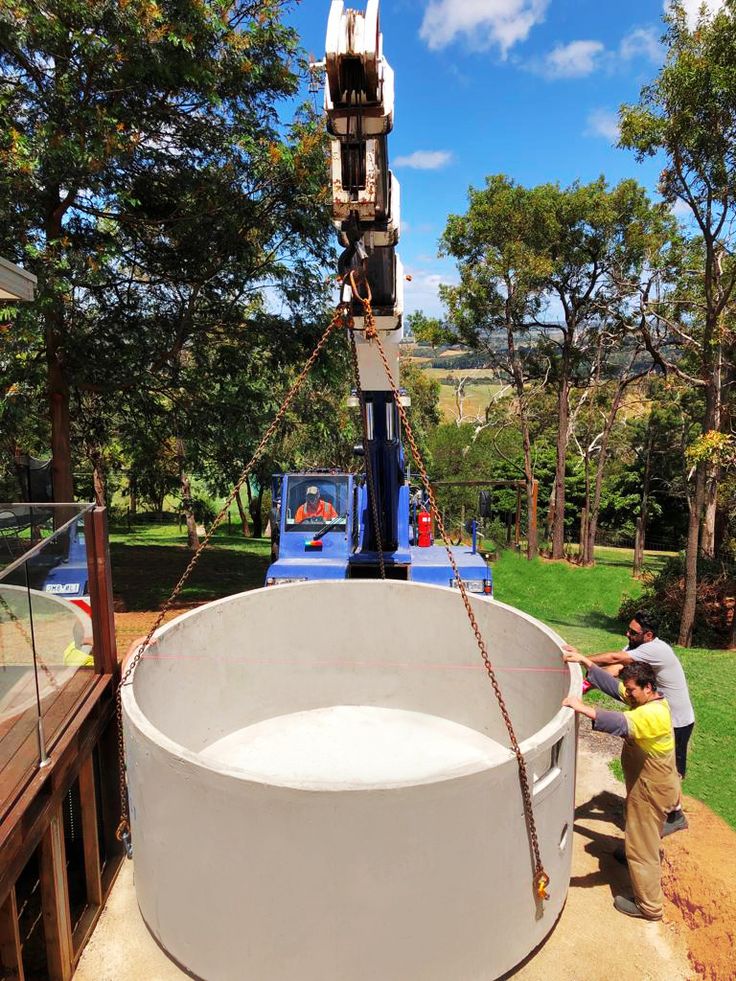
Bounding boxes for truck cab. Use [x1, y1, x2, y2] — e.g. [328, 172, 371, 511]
[266, 471, 493, 596]
[267, 473, 354, 584]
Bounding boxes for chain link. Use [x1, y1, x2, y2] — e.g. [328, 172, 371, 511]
[114, 309, 344, 849]
[352, 286, 550, 902]
[347, 327, 386, 580]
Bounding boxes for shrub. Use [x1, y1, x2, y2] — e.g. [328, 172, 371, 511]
[619, 555, 736, 648]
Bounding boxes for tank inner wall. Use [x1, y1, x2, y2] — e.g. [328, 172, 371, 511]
[131, 581, 567, 757]
[123, 581, 580, 981]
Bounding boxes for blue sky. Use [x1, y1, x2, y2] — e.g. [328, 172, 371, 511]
[285, 1, 722, 316]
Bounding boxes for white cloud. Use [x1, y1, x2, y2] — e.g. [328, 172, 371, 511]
[541, 40, 604, 78]
[420, 0, 549, 57]
[532, 26, 662, 81]
[585, 109, 620, 142]
[665, 0, 725, 29]
[671, 197, 693, 218]
[619, 26, 662, 63]
[393, 150, 454, 170]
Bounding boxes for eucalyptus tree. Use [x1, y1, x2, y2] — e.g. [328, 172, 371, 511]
[620, 0, 736, 641]
[438, 175, 555, 558]
[439, 175, 661, 560]
[0, 0, 332, 502]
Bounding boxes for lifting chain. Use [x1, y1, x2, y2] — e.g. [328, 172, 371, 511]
[114, 308, 345, 856]
[350, 272, 550, 903]
[347, 327, 386, 580]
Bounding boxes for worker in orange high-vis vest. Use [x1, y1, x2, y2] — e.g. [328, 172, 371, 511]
[295, 485, 338, 524]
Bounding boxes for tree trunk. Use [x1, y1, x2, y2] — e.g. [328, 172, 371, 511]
[584, 383, 627, 566]
[88, 443, 106, 507]
[527, 480, 538, 561]
[633, 517, 644, 578]
[44, 206, 75, 512]
[47, 334, 75, 516]
[678, 465, 705, 647]
[700, 342, 723, 558]
[551, 375, 570, 559]
[580, 455, 591, 565]
[246, 481, 263, 538]
[129, 476, 137, 517]
[234, 488, 251, 537]
[633, 426, 653, 578]
[701, 477, 717, 558]
[176, 437, 199, 550]
[506, 326, 538, 559]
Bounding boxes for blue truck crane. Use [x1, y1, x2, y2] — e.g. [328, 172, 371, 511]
[266, 0, 492, 596]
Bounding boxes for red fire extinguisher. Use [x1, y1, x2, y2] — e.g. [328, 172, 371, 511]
[417, 509, 432, 548]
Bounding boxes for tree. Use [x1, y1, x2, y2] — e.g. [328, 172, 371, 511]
[439, 175, 660, 560]
[620, 0, 736, 642]
[0, 0, 331, 502]
[439, 176, 554, 558]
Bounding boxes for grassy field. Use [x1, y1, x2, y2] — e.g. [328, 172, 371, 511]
[419, 367, 507, 422]
[108, 519, 270, 610]
[107, 525, 735, 828]
[492, 548, 736, 829]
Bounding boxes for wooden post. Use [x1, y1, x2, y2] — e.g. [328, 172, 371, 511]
[0, 887, 24, 981]
[78, 755, 103, 908]
[84, 507, 118, 676]
[40, 811, 73, 981]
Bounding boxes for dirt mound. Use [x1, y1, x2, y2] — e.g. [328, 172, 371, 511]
[663, 798, 736, 980]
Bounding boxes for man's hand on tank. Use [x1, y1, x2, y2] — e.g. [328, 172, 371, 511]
[562, 648, 585, 663]
[562, 695, 584, 711]
[562, 647, 593, 670]
[562, 695, 596, 720]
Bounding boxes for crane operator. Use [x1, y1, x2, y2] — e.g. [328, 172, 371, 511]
[295, 485, 338, 524]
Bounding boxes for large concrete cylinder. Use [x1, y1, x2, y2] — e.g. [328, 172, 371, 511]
[122, 581, 580, 980]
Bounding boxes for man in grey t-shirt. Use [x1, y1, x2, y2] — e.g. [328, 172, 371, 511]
[563, 609, 694, 835]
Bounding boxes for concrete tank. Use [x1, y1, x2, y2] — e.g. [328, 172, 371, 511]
[122, 581, 580, 981]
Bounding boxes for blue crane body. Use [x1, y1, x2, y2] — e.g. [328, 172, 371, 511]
[266, 471, 492, 593]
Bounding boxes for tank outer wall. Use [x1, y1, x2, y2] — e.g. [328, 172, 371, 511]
[122, 582, 581, 980]
[124, 712, 576, 981]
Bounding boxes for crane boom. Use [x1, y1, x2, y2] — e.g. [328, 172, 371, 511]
[265, 2, 491, 594]
[324, 0, 403, 390]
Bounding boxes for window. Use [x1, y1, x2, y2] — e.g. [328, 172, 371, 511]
[284, 477, 349, 533]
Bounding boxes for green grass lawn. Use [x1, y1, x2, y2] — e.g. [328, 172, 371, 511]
[107, 523, 735, 829]
[109, 519, 270, 610]
[492, 548, 736, 829]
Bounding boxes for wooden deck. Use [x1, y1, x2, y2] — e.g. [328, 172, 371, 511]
[0, 668, 95, 824]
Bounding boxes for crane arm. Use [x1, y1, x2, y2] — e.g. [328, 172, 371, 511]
[323, 0, 403, 390]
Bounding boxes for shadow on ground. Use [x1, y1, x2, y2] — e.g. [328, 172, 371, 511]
[571, 790, 630, 895]
[110, 543, 269, 611]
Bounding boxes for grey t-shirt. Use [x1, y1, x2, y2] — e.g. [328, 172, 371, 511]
[625, 638, 695, 728]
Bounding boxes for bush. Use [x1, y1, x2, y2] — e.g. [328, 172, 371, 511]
[482, 517, 508, 552]
[619, 555, 736, 648]
[190, 496, 217, 526]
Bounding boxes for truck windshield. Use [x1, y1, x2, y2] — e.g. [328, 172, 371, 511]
[284, 477, 349, 533]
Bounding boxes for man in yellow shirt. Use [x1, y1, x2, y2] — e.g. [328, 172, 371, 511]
[563, 658, 679, 921]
